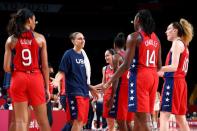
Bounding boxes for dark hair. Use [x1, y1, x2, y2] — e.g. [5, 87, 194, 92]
[172, 22, 185, 37]
[107, 48, 116, 55]
[7, 8, 34, 37]
[136, 9, 155, 35]
[114, 32, 126, 49]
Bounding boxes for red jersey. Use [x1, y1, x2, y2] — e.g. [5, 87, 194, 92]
[108, 50, 134, 120]
[164, 45, 189, 78]
[104, 65, 114, 95]
[117, 50, 128, 86]
[13, 31, 40, 71]
[134, 31, 160, 70]
[128, 31, 160, 112]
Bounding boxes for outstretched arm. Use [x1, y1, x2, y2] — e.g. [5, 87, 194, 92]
[52, 71, 65, 87]
[106, 54, 119, 109]
[111, 54, 120, 97]
[104, 32, 139, 88]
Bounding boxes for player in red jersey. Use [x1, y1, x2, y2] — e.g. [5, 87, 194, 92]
[158, 18, 194, 131]
[104, 9, 162, 131]
[3, 8, 50, 131]
[105, 33, 134, 131]
[93, 49, 116, 131]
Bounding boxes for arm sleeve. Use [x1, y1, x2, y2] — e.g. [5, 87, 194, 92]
[59, 51, 70, 74]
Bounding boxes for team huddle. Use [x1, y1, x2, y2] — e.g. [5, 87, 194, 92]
[3, 8, 194, 131]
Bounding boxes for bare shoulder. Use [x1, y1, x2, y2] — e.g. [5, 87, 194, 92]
[33, 32, 46, 46]
[172, 39, 184, 52]
[176, 40, 184, 48]
[127, 32, 141, 42]
[6, 35, 17, 49]
[102, 66, 106, 71]
[126, 32, 142, 48]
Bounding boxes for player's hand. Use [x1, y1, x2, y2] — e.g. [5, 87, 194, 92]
[102, 82, 112, 92]
[51, 79, 59, 87]
[45, 89, 51, 103]
[157, 70, 164, 77]
[89, 85, 99, 100]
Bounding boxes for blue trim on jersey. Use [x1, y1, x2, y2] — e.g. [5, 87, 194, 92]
[11, 49, 15, 71]
[38, 47, 41, 67]
[161, 78, 174, 112]
[128, 72, 137, 112]
[164, 52, 174, 77]
[3, 72, 11, 89]
[59, 49, 89, 97]
[128, 49, 138, 112]
[68, 96, 78, 119]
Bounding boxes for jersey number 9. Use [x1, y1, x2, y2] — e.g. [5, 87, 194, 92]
[22, 49, 32, 66]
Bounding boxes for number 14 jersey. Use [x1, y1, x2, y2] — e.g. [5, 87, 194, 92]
[130, 31, 160, 71]
[128, 31, 160, 112]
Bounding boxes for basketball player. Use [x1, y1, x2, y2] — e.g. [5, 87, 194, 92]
[52, 32, 98, 131]
[104, 9, 162, 131]
[158, 18, 194, 131]
[3, 8, 51, 131]
[106, 33, 134, 131]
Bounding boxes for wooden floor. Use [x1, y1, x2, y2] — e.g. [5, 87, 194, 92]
[83, 127, 197, 131]
[83, 120, 197, 131]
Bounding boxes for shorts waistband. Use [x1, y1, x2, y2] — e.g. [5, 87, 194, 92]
[14, 69, 41, 74]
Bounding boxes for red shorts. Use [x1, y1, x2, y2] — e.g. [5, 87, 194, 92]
[136, 70, 158, 113]
[65, 96, 89, 124]
[103, 94, 113, 118]
[108, 72, 134, 121]
[116, 83, 134, 121]
[129, 69, 158, 113]
[161, 77, 187, 115]
[10, 71, 46, 106]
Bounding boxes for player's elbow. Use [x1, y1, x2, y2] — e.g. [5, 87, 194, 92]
[3, 65, 11, 72]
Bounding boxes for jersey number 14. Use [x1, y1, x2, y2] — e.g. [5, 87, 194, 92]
[146, 50, 155, 67]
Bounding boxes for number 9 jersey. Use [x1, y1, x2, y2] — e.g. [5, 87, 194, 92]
[13, 31, 40, 71]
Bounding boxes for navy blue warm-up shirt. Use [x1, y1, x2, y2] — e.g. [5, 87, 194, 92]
[59, 49, 89, 97]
